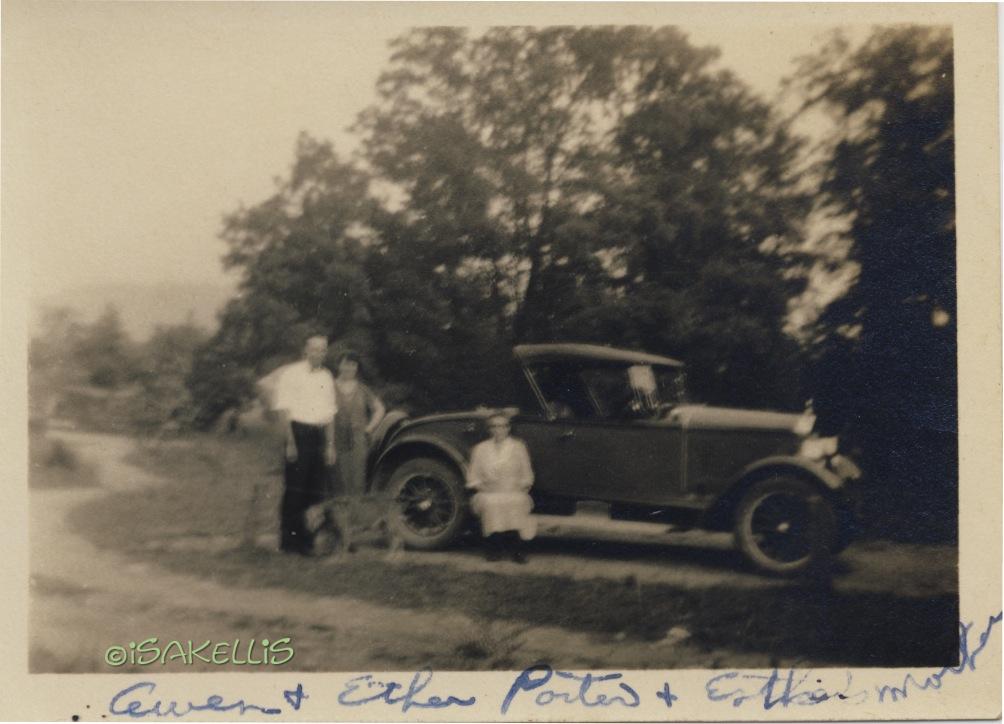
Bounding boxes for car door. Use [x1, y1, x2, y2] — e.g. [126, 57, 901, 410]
[516, 415, 685, 505]
[569, 418, 685, 505]
[514, 415, 612, 500]
[511, 360, 611, 501]
[572, 364, 686, 504]
[514, 361, 685, 504]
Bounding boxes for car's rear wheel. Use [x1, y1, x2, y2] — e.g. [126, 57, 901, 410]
[386, 458, 468, 550]
[734, 476, 837, 575]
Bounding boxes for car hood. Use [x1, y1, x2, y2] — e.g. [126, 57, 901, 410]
[668, 404, 811, 434]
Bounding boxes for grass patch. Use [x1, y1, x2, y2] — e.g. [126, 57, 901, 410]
[114, 430, 284, 543]
[453, 620, 531, 669]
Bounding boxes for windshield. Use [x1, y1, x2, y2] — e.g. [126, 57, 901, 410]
[530, 361, 686, 420]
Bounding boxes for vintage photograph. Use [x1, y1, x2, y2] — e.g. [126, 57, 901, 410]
[6, 0, 992, 707]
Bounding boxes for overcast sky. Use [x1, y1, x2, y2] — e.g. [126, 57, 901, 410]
[5, 2, 881, 299]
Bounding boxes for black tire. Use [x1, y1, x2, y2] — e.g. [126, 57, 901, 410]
[734, 476, 837, 576]
[386, 457, 469, 550]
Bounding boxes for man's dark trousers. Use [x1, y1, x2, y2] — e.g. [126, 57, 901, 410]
[281, 421, 329, 554]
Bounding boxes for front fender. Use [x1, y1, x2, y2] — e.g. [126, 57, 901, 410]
[372, 433, 470, 479]
[704, 454, 859, 534]
[730, 455, 847, 492]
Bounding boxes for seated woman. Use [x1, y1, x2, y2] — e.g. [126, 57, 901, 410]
[465, 411, 536, 563]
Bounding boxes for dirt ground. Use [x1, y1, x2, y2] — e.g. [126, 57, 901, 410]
[30, 429, 959, 673]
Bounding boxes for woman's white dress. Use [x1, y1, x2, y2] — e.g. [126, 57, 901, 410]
[466, 437, 537, 541]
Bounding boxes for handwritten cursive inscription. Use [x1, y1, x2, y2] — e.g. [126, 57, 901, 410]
[337, 670, 476, 712]
[501, 665, 641, 714]
[108, 681, 288, 717]
[706, 669, 868, 709]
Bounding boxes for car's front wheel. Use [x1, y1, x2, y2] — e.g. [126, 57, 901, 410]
[386, 457, 469, 550]
[734, 476, 837, 576]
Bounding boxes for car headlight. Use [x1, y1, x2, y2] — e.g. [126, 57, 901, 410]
[829, 453, 863, 481]
[793, 414, 816, 436]
[799, 436, 838, 461]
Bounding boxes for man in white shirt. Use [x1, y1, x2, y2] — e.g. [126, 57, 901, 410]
[272, 335, 337, 555]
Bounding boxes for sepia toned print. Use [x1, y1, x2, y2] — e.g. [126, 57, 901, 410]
[1, 1, 998, 721]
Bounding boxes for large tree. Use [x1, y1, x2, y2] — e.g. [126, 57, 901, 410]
[193, 132, 514, 417]
[357, 26, 811, 408]
[356, 27, 621, 343]
[194, 27, 815, 423]
[586, 28, 811, 407]
[189, 134, 379, 425]
[793, 26, 956, 540]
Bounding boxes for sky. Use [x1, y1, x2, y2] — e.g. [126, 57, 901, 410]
[4, 2, 886, 302]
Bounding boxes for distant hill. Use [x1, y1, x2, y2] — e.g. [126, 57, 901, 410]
[32, 282, 235, 340]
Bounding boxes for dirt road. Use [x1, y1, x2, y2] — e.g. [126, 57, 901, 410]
[30, 430, 957, 673]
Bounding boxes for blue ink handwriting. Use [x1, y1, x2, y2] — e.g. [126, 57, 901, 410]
[501, 664, 641, 714]
[282, 684, 307, 711]
[109, 681, 296, 717]
[706, 669, 868, 709]
[337, 670, 476, 712]
[656, 682, 679, 708]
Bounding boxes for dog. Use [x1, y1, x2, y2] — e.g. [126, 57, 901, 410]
[307, 498, 405, 560]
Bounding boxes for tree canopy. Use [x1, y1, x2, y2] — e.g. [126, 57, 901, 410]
[188, 25, 958, 542]
[792, 26, 956, 540]
[199, 26, 814, 417]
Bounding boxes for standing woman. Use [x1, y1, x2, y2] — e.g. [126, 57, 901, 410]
[466, 412, 536, 563]
[331, 351, 385, 553]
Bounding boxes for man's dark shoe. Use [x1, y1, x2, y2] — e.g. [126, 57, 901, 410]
[512, 551, 528, 564]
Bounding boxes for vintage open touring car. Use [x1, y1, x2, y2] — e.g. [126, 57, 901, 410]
[365, 343, 862, 574]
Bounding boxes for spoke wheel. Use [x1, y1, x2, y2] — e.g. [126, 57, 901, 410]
[735, 476, 836, 575]
[397, 475, 457, 535]
[386, 458, 468, 550]
[749, 492, 813, 562]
